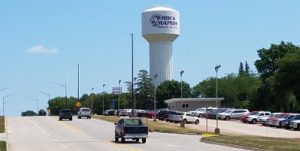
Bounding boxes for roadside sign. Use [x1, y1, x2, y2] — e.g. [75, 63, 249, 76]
[112, 87, 122, 95]
[76, 101, 81, 108]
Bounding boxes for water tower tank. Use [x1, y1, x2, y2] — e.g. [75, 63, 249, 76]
[142, 6, 180, 86]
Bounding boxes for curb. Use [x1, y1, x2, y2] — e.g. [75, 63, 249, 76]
[200, 138, 265, 151]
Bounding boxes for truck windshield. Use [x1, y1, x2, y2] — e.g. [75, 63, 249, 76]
[124, 119, 142, 126]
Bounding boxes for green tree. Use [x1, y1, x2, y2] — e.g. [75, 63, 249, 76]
[135, 70, 155, 109]
[254, 41, 300, 112]
[156, 80, 191, 109]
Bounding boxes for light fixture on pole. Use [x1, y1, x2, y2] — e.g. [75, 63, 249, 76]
[102, 84, 106, 115]
[153, 74, 158, 121]
[214, 65, 221, 134]
[53, 82, 67, 106]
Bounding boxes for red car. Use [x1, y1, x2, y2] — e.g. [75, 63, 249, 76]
[240, 111, 258, 123]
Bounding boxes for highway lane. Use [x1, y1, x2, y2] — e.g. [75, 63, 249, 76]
[6, 116, 249, 151]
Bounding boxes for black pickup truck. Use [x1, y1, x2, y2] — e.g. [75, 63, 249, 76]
[114, 118, 148, 143]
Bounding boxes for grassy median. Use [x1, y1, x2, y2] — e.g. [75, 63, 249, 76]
[0, 141, 7, 151]
[93, 115, 203, 134]
[0, 116, 5, 133]
[202, 135, 300, 151]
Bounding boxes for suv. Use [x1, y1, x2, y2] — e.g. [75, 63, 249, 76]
[247, 111, 271, 124]
[59, 109, 72, 121]
[78, 108, 91, 119]
[219, 109, 249, 120]
[182, 112, 200, 124]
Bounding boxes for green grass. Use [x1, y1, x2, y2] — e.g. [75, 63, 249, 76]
[0, 116, 5, 133]
[93, 115, 203, 135]
[0, 141, 7, 151]
[202, 135, 300, 151]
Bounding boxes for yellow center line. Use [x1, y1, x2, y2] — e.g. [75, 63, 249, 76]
[106, 141, 142, 151]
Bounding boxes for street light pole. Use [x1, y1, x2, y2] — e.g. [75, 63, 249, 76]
[91, 88, 94, 114]
[102, 84, 106, 115]
[180, 70, 184, 109]
[131, 33, 135, 117]
[153, 74, 158, 121]
[180, 70, 185, 127]
[118, 80, 121, 116]
[3, 94, 12, 116]
[215, 65, 221, 134]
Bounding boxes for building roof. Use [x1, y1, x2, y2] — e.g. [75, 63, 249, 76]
[164, 98, 224, 104]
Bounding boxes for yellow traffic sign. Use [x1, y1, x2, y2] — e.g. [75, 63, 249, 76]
[76, 101, 81, 108]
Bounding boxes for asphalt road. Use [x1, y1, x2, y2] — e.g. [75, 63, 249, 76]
[6, 116, 249, 151]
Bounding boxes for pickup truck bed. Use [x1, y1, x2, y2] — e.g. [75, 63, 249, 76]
[115, 118, 148, 143]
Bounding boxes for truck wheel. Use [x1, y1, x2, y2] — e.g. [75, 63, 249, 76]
[195, 119, 199, 125]
[121, 137, 125, 143]
[115, 135, 118, 142]
[78, 116, 81, 119]
[142, 138, 146, 143]
[252, 119, 257, 124]
[225, 116, 230, 120]
[135, 138, 139, 142]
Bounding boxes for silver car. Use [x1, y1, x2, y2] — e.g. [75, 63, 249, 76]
[220, 109, 249, 120]
[78, 108, 91, 119]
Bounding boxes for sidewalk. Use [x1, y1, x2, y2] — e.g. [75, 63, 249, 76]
[0, 133, 7, 141]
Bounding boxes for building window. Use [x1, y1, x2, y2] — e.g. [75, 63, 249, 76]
[182, 104, 189, 108]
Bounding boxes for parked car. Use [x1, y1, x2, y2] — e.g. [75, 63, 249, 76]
[182, 112, 200, 124]
[114, 118, 148, 143]
[59, 109, 72, 121]
[282, 114, 300, 129]
[207, 108, 229, 119]
[157, 110, 173, 121]
[103, 109, 116, 116]
[240, 111, 258, 123]
[219, 109, 249, 120]
[191, 107, 216, 117]
[247, 111, 271, 124]
[275, 113, 294, 128]
[260, 112, 281, 126]
[167, 111, 183, 123]
[290, 120, 300, 130]
[77, 107, 91, 119]
[265, 113, 289, 127]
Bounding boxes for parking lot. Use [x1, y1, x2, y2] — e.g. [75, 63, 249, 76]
[185, 118, 300, 138]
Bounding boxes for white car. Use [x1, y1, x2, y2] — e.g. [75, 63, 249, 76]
[219, 109, 249, 120]
[290, 120, 300, 130]
[77, 108, 91, 119]
[182, 112, 200, 124]
[247, 111, 271, 124]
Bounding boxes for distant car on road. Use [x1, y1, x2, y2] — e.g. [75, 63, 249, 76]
[59, 109, 72, 121]
[38, 109, 47, 116]
[77, 108, 91, 119]
[114, 118, 148, 143]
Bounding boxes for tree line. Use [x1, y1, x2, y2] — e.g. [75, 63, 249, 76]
[45, 41, 300, 115]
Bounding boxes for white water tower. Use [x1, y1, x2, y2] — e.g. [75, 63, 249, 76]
[142, 6, 180, 87]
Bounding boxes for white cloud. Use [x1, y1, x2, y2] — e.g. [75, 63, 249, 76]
[26, 45, 58, 54]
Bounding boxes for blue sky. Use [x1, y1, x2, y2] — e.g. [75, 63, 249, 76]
[1, 0, 300, 116]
